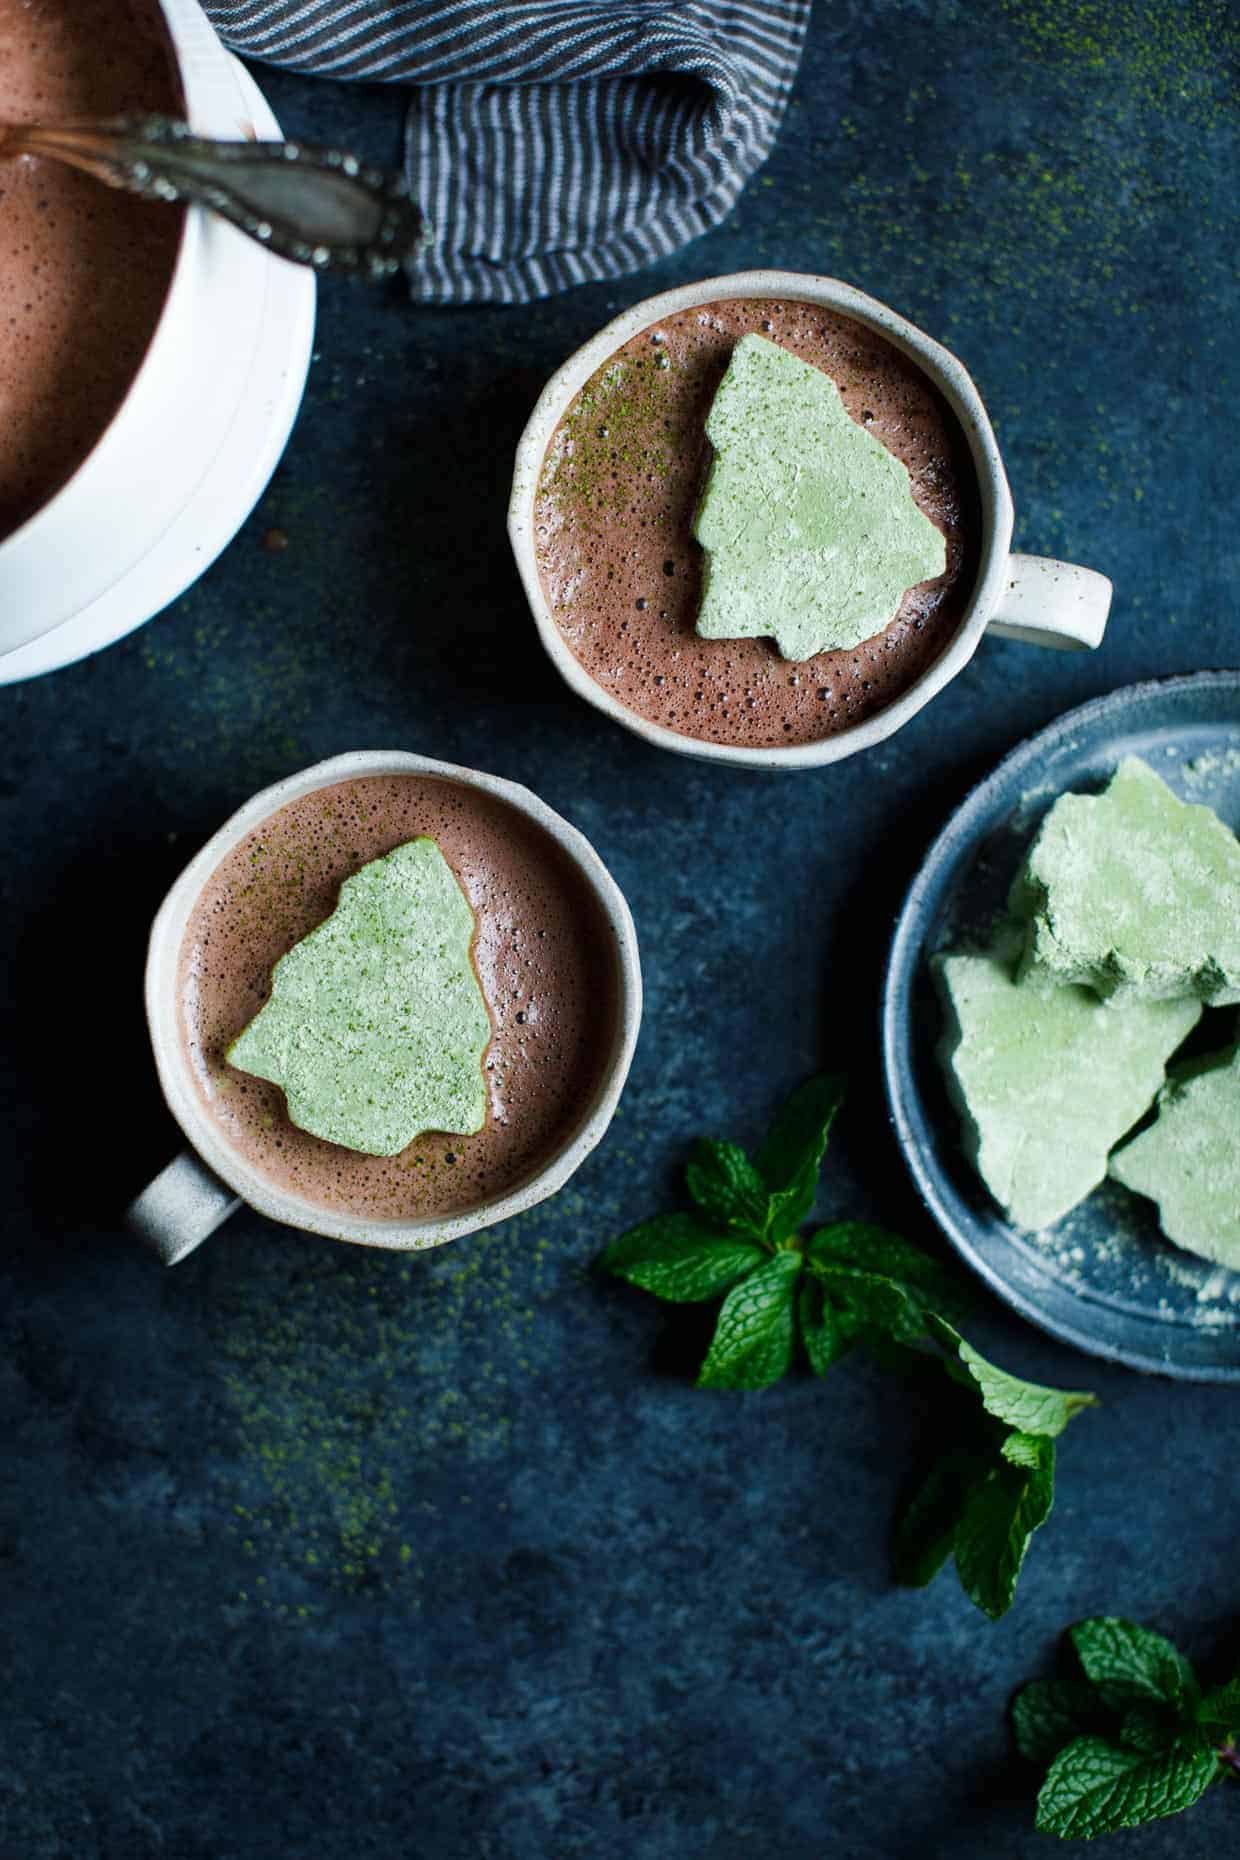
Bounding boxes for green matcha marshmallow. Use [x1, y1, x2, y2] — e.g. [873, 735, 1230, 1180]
[1109, 1047, 1240, 1266]
[1011, 756, 1240, 1005]
[936, 928, 1201, 1230]
[227, 837, 491, 1156]
[692, 333, 946, 661]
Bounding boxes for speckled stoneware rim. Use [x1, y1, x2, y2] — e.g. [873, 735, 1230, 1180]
[508, 269, 1016, 771]
[882, 671, 1240, 1380]
[143, 751, 643, 1249]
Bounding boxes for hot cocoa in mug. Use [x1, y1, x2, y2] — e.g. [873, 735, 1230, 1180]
[510, 271, 1114, 771]
[130, 753, 642, 1262]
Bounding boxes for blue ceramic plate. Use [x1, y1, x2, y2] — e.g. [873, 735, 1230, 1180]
[883, 672, 1240, 1381]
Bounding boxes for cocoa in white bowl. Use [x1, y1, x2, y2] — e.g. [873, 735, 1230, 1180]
[0, 0, 316, 681]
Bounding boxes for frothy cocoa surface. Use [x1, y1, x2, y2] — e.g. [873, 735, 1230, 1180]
[534, 297, 982, 749]
[0, 0, 183, 540]
[178, 776, 621, 1222]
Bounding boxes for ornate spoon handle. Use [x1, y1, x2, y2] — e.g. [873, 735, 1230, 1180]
[0, 114, 429, 278]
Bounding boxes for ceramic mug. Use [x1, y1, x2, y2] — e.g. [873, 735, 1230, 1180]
[508, 270, 1113, 771]
[127, 752, 643, 1265]
[0, 0, 316, 683]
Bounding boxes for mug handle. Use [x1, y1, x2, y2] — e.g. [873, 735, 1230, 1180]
[985, 554, 1111, 651]
[127, 1150, 241, 1266]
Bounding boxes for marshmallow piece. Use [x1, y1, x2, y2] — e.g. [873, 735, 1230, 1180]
[1109, 1046, 1240, 1266]
[936, 928, 1201, 1230]
[228, 838, 490, 1156]
[692, 334, 946, 661]
[1012, 757, 1240, 1005]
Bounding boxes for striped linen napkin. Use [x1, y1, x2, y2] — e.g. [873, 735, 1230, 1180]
[202, 0, 811, 303]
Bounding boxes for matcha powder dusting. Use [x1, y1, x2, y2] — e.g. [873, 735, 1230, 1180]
[206, 1204, 578, 1615]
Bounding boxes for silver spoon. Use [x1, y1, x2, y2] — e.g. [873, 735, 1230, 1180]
[0, 112, 429, 278]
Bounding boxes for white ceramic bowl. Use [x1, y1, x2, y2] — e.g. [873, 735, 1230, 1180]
[0, 0, 316, 681]
[128, 751, 643, 1264]
[509, 270, 1112, 770]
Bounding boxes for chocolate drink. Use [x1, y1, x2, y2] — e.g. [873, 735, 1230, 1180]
[178, 776, 621, 1221]
[534, 297, 982, 749]
[0, 0, 183, 540]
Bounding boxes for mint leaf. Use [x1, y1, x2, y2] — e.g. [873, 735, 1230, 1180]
[927, 1317, 1097, 1437]
[754, 1073, 846, 1241]
[684, 1139, 771, 1237]
[807, 1226, 950, 1342]
[891, 1447, 985, 1588]
[1000, 1429, 1045, 1470]
[809, 1262, 927, 1345]
[953, 1433, 1055, 1620]
[1036, 1735, 1218, 1839]
[600, 1214, 765, 1302]
[1119, 1702, 1188, 1755]
[804, 1223, 976, 1347]
[1197, 1677, 1240, 1729]
[1013, 1677, 1111, 1765]
[697, 1251, 802, 1390]
[898, 1325, 1093, 1618]
[1014, 1621, 1233, 1839]
[1070, 1618, 1200, 1716]
[809, 1223, 972, 1321]
[797, 1275, 862, 1376]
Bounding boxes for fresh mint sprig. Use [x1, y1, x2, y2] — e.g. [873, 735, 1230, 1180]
[890, 1313, 1097, 1618]
[599, 1074, 1096, 1619]
[1014, 1617, 1239, 1838]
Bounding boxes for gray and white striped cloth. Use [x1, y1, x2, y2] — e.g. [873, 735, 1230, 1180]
[202, 0, 811, 303]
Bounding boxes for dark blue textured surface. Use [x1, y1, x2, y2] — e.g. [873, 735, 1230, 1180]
[2, 5, 1238, 1854]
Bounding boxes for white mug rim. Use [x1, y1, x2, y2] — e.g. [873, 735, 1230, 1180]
[508, 269, 1016, 770]
[144, 751, 643, 1248]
